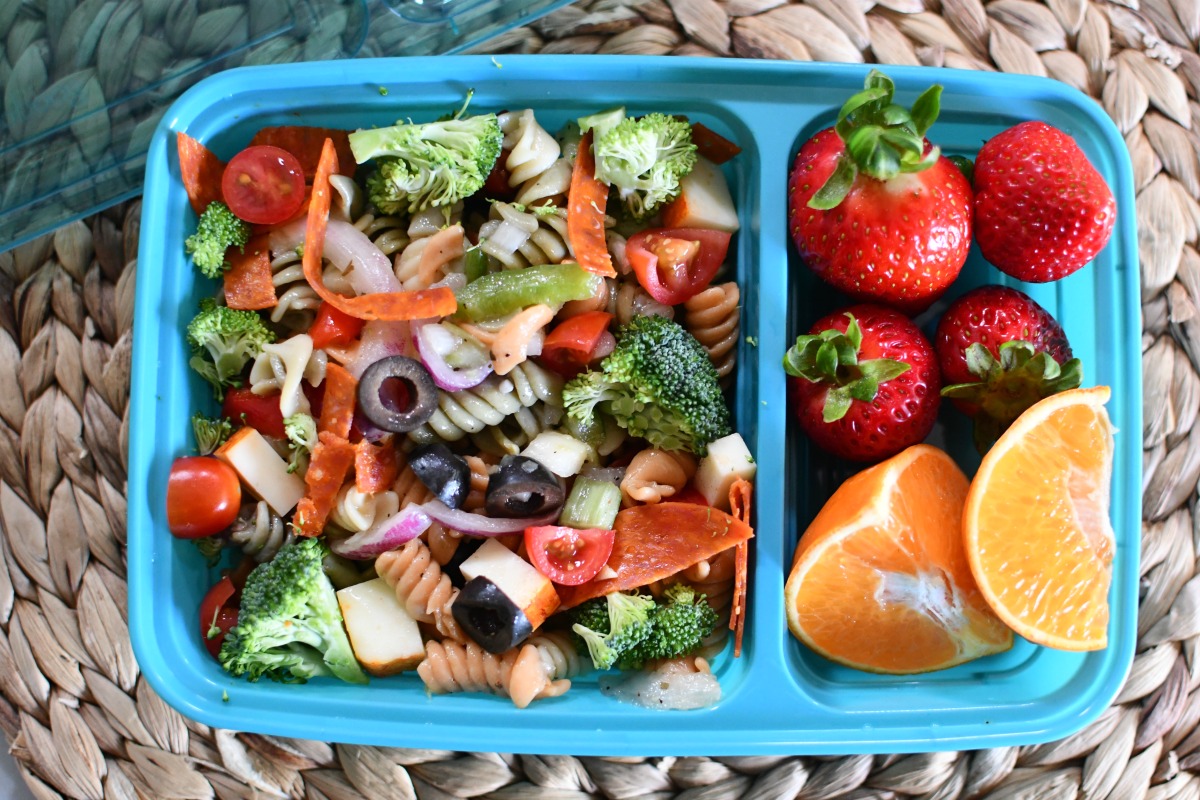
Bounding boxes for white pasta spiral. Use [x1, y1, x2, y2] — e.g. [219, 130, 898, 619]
[478, 203, 573, 269]
[329, 485, 400, 533]
[615, 279, 674, 326]
[353, 209, 410, 258]
[248, 333, 327, 417]
[267, 248, 320, 330]
[499, 109, 561, 186]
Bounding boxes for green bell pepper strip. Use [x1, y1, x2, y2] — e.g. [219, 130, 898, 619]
[454, 263, 604, 322]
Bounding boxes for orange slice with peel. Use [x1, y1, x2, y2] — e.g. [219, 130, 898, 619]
[785, 444, 1013, 674]
[964, 385, 1115, 651]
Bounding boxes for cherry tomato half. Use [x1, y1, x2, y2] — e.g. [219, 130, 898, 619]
[626, 227, 731, 306]
[222, 387, 286, 439]
[540, 311, 614, 378]
[308, 301, 366, 350]
[525, 525, 616, 586]
[199, 576, 239, 660]
[221, 145, 306, 225]
[167, 456, 241, 539]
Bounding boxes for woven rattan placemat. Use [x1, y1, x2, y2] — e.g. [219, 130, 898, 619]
[0, 0, 1192, 797]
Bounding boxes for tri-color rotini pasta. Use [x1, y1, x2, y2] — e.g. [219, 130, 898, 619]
[170, 102, 755, 710]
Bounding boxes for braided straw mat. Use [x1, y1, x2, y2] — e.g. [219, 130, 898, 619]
[0, 0, 1196, 797]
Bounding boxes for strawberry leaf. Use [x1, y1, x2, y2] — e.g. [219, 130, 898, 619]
[858, 358, 912, 385]
[910, 85, 942, 137]
[823, 388, 854, 423]
[809, 154, 858, 210]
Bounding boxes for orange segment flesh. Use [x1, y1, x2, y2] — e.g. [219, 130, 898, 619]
[964, 386, 1115, 651]
[786, 445, 1013, 674]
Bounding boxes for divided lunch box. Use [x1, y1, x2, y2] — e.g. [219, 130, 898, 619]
[129, 55, 1141, 756]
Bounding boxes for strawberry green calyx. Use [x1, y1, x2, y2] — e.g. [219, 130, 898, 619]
[942, 341, 1083, 452]
[809, 69, 943, 211]
[782, 313, 911, 423]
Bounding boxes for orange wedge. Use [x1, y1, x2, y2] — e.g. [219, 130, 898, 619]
[964, 386, 1115, 651]
[785, 445, 1013, 674]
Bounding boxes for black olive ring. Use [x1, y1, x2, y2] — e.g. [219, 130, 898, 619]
[356, 356, 439, 433]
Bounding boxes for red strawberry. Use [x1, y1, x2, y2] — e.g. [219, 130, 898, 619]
[788, 70, 972, 313]
[935, 285, 1082, 450]
[784, 305, 941, 463]
[973, 121, 1116, 282]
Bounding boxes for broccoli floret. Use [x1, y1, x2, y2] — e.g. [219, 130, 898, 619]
[283, 413, 317, 474]
[563, 315, 730, 455]
[589, 111, 696, 219]
[192, 412, 233, 455]
[219, 537, 367, 685]
[185, 201, 251, 279]
[618, 583, 719, 670]
[570, 597, 615, 640]
[571, 592, 656, 670]
[350, 95, 502, 214]
[187, 299, 275, 401]
[192, 536, 225, 568]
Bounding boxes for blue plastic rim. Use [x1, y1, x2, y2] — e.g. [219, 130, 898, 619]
[130, 55, 1141, 756]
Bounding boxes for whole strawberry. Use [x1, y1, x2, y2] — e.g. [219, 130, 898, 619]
[935, 285, 1082, 450]
[784, 305, 941, 463]
[788, 70, 972, 313]
[973, 121, 1116, 282]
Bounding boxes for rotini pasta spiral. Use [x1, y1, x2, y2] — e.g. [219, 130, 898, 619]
[328, 485, 400, 533]
[408, 202, 464, 240]
[614, 279, 674, 326]
[620, 449, 698, 506]
[470, 402, 565, 457]
[425, 523, 461, 566]
[462, 455, 492, 513]
[248, 333, 327, 417]
[499, 109, 561, 187]
[560, 277, 615, 319]
[352, 209, 409, 259]
[683, 282, 740, 382]
[417, 639, 571, 709]
[394, 223, 465, 290]
[375, 539, 466, 643]
[408, 361, 563, 447]
[478, 203, 573, 269]
[528, 630, 589, 683]
[228, 501, 290, 563]
[267, 248, 321, 330]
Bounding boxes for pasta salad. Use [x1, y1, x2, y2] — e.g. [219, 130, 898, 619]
[167, 99, 756, 710]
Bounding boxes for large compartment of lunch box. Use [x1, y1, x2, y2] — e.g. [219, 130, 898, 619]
[128, 56, 1140, 756]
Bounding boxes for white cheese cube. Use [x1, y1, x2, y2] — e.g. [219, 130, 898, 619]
[337, 579, 425, 677]
[695, 432, 757, 511]
[458, 539, 560, 629]
[215, 427, 306, 515]
[520, 431, 591, 478]
[662, 156, 739, 233]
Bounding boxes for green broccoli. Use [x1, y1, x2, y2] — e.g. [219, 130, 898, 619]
[349, 94, 502, 214]
[192, 412, 233, 455]
[583, 109, 696, 219]
[219, 537, 367, 685]
[186, 299, 275, 401]
[283, 413, 317, 474]
[563, 315, 730, 455]
[617, 583, 719, 669]
[185, 201, 251, 279]
[571, 592, 656, 670]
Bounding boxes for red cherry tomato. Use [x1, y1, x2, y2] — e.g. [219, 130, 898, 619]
[483, 148, 514, 199]
[221, 145, 306, 225]
[222, 387, 286, 439]
[626, 227, 731, 306]
[199, 576, 239, 660]
[540, 311, 614, 378]
[167, 457, 241, 539]
[308, 301, 366, 349]
[524, 525, 616, 586]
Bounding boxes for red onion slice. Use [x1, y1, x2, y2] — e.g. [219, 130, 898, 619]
[330, 504, 432, 560]
[421, 499, 560, 537]
[412, 318, 493, 391]
[268, 219, 402, 295]
[593, 331, 616, 361]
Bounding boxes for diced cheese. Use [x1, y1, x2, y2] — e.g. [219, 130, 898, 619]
[215, 427, 305, 515]
[694, 433, 756, 511]
[520, 431, 591, 478]
[337, 579, 425, 677]
[459, 539, 560, 629]
[661, 156, 739, 233]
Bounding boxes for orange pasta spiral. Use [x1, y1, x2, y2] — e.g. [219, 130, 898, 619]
[620, 449, 698, 506]
[375, 540, 466, 643]
[417, 640, 571, 709]
[462, 455, 492, 512]
[683, 282, 740, 382]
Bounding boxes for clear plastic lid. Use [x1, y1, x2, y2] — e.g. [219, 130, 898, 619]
[0, 0, 572, 252]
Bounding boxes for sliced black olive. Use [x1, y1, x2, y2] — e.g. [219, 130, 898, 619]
[357, 356, 438, 433]
[409, 443, 471, 509]
[485, 455, 565, 518]
[452, 576, 533, 654]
